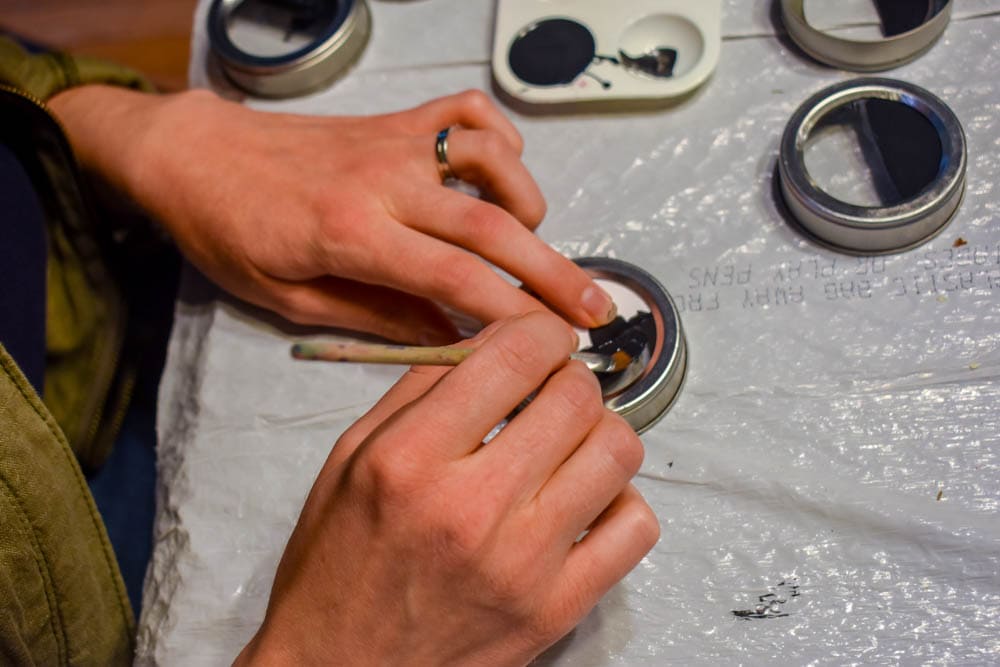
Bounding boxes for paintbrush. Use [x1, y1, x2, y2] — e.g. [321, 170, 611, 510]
[291, 341, 633, 374]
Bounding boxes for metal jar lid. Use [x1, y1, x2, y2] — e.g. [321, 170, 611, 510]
[780, 0, 952, 71]
[778, 78, 966, 255]
[208, 0, 371, 98]
[574, 257, 687, 434]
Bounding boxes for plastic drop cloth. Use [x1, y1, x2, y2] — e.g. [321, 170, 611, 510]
[138, 1, 1000, 664]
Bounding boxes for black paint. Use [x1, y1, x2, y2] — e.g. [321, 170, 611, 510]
[585, 312, 655, 393]
[862, 98, 943, 202]
[508, 17, 684, 90]
[732, 578, 801, 620]
[619, 47, 678, 78]
[508, 18, 596, 87]
[818, 96, 944, 206]
[873, 0, 945, 37]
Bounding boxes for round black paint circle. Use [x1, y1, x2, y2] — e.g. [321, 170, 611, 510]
[508, 18, 596, 87]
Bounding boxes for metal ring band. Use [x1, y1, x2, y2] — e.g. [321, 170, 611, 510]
[778, 78, 967, 255]
[435, 128, 456, 182]
[780, 0, 951, 72]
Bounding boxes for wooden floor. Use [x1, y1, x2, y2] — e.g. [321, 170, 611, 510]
[2, 0, 199, 91]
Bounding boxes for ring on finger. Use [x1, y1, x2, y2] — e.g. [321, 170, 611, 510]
[435, 127, 457, 183]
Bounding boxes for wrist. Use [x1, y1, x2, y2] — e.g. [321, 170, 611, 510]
[47, 86, 223, 217]
[48, 85, 163, 198]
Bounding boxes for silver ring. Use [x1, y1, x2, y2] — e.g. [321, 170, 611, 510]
[780, 0, 951, 72]
[435, 128, 456, 182]
[778, 78, 967, 255]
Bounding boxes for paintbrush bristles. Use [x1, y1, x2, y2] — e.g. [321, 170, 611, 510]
[608, 349, 633, 373]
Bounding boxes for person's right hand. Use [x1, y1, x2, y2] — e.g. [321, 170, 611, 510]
[235, 312, 660, 666]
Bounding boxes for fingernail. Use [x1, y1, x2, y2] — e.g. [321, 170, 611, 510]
[580, 284, 617, 326]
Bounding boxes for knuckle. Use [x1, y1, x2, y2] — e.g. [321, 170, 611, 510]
[520, 309, 571, 340]
[598, 414, 645, 479]
[312, 227, 366, 277]
[273, 291, 316, 326]
[432, 254, 482, 298]
[481, 560, 535, 606]
[333, 424, 365, 455]
[457, 200, 488, 226]
[553, 363, 604, 420]
[458, 88, 493, 114]
[350, 307, 397, 340]
[508, 130, 525, 156]
[523, 605, 575, 646]
[353, 438, 424, 503]
[632, 501, 661, 550]
[424, 499, 494, 565]
[476, 130, 512, 161]
[430, 522, 480, 565]
[459, 202, 507, 246]
[492, 325, 550, 384]
[524, 197, 546, 229]
[316, 203, 366, 253]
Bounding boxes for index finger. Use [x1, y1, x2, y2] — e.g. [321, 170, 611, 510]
[400, 190, 618, 329]
[328, 320, 509, 468]
[378, 311, 577, 461]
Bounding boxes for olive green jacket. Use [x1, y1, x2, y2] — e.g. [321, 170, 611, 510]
[1, 36, 156, 665]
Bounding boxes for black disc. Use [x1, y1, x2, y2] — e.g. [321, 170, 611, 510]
[508, 18, 596, 87]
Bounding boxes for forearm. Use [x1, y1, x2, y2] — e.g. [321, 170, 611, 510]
[48, 84, 194, 209]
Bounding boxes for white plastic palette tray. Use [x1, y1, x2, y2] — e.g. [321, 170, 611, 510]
[492, 0, 721, 105]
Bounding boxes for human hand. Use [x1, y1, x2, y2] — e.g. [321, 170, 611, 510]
[235, 312, 659, 666]
[48, 86, 617, 343]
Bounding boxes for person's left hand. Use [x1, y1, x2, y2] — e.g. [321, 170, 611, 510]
[49, 86, 617, 343]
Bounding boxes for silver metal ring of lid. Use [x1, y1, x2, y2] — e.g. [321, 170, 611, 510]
[780, 0, 952, 71]
[778, 78, 966, 255]
[575, 257, 687, 434]
[207, 0, 371, 98]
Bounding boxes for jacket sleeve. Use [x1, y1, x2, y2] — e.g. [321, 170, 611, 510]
[0, 36, 154, 102]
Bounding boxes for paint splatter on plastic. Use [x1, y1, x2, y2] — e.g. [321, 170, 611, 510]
[732, 578, 801, 620]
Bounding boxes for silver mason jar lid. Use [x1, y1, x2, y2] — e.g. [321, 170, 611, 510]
[778, 78, 966, 255]
[780, 0, 952, 72]
[575, 257, 687, 434]
[208, 0, 371, 98]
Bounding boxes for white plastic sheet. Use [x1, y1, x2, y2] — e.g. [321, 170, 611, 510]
[139, 1, 1000, 664]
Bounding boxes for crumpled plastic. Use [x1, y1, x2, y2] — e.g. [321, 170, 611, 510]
[138, 1, 1000, 664]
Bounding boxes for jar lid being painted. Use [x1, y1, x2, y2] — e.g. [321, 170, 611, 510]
[208, 0, 370, 98]
[574, 257, 687, 433]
